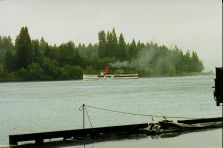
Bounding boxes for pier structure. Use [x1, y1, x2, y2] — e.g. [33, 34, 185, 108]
[9, 123, 148, 146]
[9, 104, 223, 146]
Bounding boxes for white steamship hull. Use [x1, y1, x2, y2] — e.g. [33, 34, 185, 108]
[83, 74, 138, 80]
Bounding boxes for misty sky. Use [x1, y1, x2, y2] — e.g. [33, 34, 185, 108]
[0, 0, 222, 70]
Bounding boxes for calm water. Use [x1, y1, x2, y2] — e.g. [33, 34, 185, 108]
[0, 75, 222, 147]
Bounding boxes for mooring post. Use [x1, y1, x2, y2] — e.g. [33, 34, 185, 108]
[83, 104, 85, 129]
[9, 135, 17, 146]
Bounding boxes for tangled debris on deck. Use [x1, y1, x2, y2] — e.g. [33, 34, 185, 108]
[146, 118, 222, 136]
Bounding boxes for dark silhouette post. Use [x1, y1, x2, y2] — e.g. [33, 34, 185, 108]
[214, 67, 223, 106]
[82, 104, 85, 129]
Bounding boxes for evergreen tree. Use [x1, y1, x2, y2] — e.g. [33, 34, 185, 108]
[73, 48, 81, 66]
[48, 45, 59, 61]
[117, 33, 126, 60]
[39, 37, 49, 57]
[111, 28, 118, 58]
[59, 41, 75, 66]
[32, 39, 41, 63]
[98, 30, 106, 58]
[0, 35, 14, 64]
[106, 31, 113, 57]
[4, 49, 16, 72]
[0, 27, 205, 81]
[0, 35, 14, 50]
[191, 51, 203, 72]
[15, 27, 33, 69]
[0, 36, 2, 47]
[128, 39, 137, 59]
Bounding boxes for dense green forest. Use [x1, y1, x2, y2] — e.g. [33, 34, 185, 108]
[0, 27, 203, 81]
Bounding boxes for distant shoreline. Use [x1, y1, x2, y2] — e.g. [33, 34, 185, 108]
[0, 73, 213, 83]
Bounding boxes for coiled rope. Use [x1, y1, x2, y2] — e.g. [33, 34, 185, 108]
[84, 104, 196, 120]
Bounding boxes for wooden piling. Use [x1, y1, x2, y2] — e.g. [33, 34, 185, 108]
[214, 67, 223, 106]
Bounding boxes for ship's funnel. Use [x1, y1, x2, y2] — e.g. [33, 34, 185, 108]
[104, 66, 109, 73]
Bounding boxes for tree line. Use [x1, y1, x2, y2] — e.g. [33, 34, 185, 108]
[0, 27, 204, 81]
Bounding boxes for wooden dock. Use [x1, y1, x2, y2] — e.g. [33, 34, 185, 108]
[9, 123, 148, 146]
[177, 117, 223, 124]
[9, 117, 223, 146]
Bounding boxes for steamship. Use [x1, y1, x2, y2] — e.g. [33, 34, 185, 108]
[83, 65, 138, 80]
[83, 73, 138, 80]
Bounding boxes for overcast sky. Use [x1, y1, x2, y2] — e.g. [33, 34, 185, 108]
[0, 0, 222, 70]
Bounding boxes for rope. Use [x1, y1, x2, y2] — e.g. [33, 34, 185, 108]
[85, 106, 94, 128]
[85, 104, 196, 120]
[78, 104, 94, 128]
[79, 105, 84, 111]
